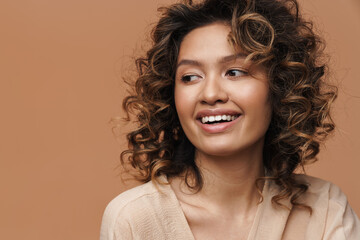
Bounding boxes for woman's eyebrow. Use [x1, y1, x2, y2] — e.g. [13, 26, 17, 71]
[176, 53, 247, 68]
[220, 53, 247, 63]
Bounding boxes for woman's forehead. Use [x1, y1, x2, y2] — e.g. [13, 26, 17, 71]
[177, 23, 239, 63]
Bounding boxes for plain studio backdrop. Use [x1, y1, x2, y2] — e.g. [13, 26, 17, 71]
[0, 0, 359, 239]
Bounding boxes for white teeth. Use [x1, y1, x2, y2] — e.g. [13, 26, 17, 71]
[201, 114, 239, 124]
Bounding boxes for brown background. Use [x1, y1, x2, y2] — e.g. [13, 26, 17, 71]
[0, 0, 359, 239]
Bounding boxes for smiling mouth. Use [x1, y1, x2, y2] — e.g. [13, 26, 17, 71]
[200, 114, 241, 124]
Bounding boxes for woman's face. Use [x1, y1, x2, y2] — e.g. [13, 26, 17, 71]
[174, 22, 272, 158]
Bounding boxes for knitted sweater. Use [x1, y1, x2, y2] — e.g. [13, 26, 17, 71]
[100, 174, 360, 240]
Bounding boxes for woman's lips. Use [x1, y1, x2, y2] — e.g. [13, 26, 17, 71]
[196, 114, 242, 133]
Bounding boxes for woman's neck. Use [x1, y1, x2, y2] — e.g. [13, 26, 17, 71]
[171, 144, 265, 217]
[195, 148, 265, 215]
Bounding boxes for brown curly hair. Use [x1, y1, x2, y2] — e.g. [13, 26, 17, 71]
[119, 0, 337, 211]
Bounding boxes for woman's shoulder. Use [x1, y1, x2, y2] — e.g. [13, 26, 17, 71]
[291, 174, 360, 239]
[293, 174, 348, 206]
[266, 173, 352, 215]
[100, 180, 163, 239]
[101, 178, 169, 222]
[100, 176, 182, 240]
[289, 173, 353, 214]
[104, 181, 156, 214]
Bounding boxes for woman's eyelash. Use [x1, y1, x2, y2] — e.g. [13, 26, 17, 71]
[181, 75, 200, 82]
[180, 69, 247, 82]
[225, 69, 248, 77]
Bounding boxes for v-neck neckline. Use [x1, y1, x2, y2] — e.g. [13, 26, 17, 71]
[158, 175, 270, 240]
[157, 175, 196, 240]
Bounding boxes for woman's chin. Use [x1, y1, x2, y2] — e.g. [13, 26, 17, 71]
[196, 145, 243, 158]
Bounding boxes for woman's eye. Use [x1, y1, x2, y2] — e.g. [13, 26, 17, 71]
[181, 75, 200, 82]
[226, 69, 247, 77]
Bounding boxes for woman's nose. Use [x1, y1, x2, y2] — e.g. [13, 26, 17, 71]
[199, 74, 229, 105]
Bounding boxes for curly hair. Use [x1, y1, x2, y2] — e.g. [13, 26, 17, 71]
[120, 0, 337, 212]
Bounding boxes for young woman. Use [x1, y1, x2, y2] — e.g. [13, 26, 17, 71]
[100, 0, 360, 239]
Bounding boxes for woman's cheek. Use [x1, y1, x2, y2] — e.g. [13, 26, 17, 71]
[175, 86, 192, 120]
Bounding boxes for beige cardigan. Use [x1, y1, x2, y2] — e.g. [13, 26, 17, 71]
[100, 174, 360, 240]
